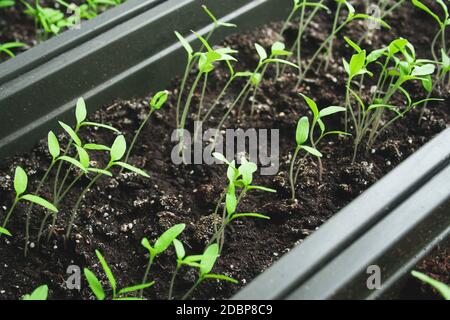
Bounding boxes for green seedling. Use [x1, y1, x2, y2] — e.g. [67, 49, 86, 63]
[84, 250, 154, 300]
[248, 42, 293, 116]
[300, 93, 348, 180]
[0, 42, 25, 58]
[122, 90, 169, 168]
[177, 31, 238, 141]
[279, 0, 329, 80]
[298, 0, 390, 87]
[65, 134, 149, 240]
[210, 43, 298, 147]
[22, 0, 71, 37]
[412, 0, 448, 65]
[22, 285, 48, 300]
[211, 153, 275, 251]
[168, 239, 204, 300]
[411, 270, 450, 300]
[289, 116, 322, 202]
[342, 37, 439, 161]
[181, 243, 237, 300]
[175, 5, 236, 128]
[140, 223, 186, 297]
[2, 166, 58, 231]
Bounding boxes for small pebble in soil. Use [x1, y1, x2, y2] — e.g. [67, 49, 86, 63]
[29, 242, 35, 249]
[386, 161, 392, 166]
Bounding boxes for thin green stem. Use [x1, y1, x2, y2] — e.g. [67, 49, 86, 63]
[140, 256, 154, 297]
[168, 264, 180, 300]
[324, 2, 342, 71]
[289, 146, 301, 202]
[2, 198, 18, 228]
[182, 278, 202, 300]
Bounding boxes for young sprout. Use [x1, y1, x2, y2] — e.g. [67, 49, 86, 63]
[210, 153, 275, 250]
[84, 250, 154, 300]
[22, 285, 49, 300]
[411, 270, 450, 300]
[0, 42, 25, 58]
[140, 223, 186, 297]
[181, 243, 237, 300]
[177, 32, 237, 139]
[168, 239, 204, 300]
[342, 37, 440, 161]
[211, 43, 298, 147]
[65, 135, 149, 240]
[289, 116, 322, 202]
[279, 0, 329, 80]
[299, 93, 348, 180]
[2, 166, 58, 231]
[0, 226, 12, 237]
[249, 42, 293, 116]
[175, 5, 236, 127]
[297, 0, 390, 87]
[53, 97, 119, 203]
[121, 90, 169, 168]
[412, 0, 448, 64]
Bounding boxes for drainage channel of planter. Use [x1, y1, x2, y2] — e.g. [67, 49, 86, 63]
[234, 127, 450, 300]
[0, 0, 449, 300]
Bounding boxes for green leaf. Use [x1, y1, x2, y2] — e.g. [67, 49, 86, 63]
[141, 238, 155, 256]
[247, 185, 276, 193]
[422, 75, 432, 93]
[226, 190, 237, 216]
[255, 43, 267, 62]
[173, 239, 185, 260]
[76, 98, 87, 125]
[75, 145, 90, 168]
[231, 213, 270, 221]
[203, 274, 238, 284]
[84, 268, 105, 300]
[21, 195, 58, 213]
[175, 31, 193, 57]
[202, 5, 218, 23]
[110, 135, 127, 162]
[212, 152, 230, 165]
[0, 226, 12, 236]
[150, 90, 169, 110]
[271, 41, 291, 56]
[264, 58, 299, 69]
[87, 168, 112, 177]
[192, 31, 214, 52]
[58, 156, 87, 173]
[412, 0, 443, 26]
[113, 162, 150, 178]
[250, 73, 262, 86]
[200, 244, 219, 277]
[80, 121, 121, 133]
[351, 14, 391, 29]
[411, 271, 450, 300]
[84, 143, 111, 151]
[118, 281, 155, 295]
[301, 145, 322, 158]
[411, 64, 435, 76]
[59, 121, 82, 146]
[95, 250, 116, 294]
[22, 285, 48, 300]
[319, 106, 346, 118]
[349, 50, 366, 78]
[296, 116, 309, 145]
[154, 224, 186, 255]
[366, 48, 387, 63]
[238, 158, 257, 186]
[388, 38, 408, 55]
[14, 166, 28, 196]
[367, 104, 402, 116]
[344, 36, 362, 53]
[299, 93, 319, 120]
[48, 131, 60, 159]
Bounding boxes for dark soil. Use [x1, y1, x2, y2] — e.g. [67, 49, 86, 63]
[0, 1, 449, 300]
